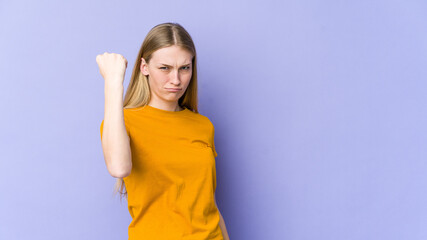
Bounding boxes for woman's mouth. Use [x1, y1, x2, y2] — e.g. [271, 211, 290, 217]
[166, 88, 181, 92]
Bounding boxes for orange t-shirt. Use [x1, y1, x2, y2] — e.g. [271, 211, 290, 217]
[100, 104, 223, 240]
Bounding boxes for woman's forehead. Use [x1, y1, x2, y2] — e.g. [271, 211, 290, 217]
[151, 46, 193, 64]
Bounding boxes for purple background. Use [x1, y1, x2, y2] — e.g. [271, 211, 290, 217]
[1, 0, 427, 239]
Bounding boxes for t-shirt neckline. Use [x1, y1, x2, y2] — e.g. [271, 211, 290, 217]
[143, 104, 189, 115]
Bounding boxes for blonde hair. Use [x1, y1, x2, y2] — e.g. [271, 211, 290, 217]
[113, 22, 199, 203]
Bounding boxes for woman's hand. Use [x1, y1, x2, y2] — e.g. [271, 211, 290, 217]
[96, 52, 128, 85]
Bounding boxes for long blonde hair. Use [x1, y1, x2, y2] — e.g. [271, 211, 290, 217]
[113, 22, 199, 202]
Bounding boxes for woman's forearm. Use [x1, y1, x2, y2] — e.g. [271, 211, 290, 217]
[101, 82, 132, 178]
[218, 210, 230, 240]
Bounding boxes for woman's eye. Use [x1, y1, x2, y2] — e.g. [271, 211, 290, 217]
[159, 66, 190, 70]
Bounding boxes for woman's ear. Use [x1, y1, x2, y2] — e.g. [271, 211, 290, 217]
[140, 57, 149, 76]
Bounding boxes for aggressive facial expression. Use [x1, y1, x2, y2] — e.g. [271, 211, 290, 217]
[140, 45, 193, 104]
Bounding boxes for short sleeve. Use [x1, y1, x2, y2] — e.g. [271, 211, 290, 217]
[100, 111, 131, 140]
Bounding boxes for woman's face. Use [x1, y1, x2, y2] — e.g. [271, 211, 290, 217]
[140, 45, 193, 104]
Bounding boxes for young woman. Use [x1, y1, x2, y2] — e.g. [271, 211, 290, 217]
[97, 22, 230, 240]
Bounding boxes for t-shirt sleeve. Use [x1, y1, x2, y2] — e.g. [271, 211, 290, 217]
[100, 111, 131, 140]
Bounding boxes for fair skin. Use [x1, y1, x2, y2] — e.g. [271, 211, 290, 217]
[140, 45, 192, 112]
[97, 52, 132, 178]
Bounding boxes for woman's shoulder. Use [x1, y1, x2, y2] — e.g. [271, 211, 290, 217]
[188, 111, 214, 128]
[122, 106, 146, 116]
[122, 107, 139, 117]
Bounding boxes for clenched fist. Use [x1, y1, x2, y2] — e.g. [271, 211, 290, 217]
[96, 52, 128, 85]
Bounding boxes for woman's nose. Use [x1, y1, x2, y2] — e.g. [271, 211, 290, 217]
[171, 70, 180, 83]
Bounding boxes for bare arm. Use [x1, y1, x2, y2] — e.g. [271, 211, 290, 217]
[215, 195, 230, 240]
[97, 52, 132, 178]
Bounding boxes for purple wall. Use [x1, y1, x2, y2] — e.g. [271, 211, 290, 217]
[1, 0, 426, 239]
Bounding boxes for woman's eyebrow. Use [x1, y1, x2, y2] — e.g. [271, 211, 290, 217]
[159, 63, 191, 67]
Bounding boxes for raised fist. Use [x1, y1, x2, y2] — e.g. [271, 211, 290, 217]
[96, 52, 128, 85]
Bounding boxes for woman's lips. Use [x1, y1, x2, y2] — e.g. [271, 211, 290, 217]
[166, 88, 181, 92]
